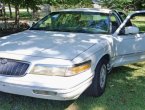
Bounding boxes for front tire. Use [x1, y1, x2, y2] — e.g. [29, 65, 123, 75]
[87, 59, 108, 97]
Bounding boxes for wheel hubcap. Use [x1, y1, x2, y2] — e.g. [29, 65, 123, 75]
[100, 64, 107, 89]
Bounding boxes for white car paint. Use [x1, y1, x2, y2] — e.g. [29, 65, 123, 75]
[0, 8, 145, 100]
[0, 30, 108, 60]
[60, 8, 111, 14]
[0, 30, 111, 100]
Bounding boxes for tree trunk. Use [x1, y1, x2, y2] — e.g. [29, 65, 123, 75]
[15, 5, 19, 27]
[2, 3, 7, 29]
[8, 2, 12, 18]
[27, 6, 30, 14]
[2, 3, 6, 18]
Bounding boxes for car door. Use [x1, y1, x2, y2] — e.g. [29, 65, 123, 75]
[112, 11, 145, 67]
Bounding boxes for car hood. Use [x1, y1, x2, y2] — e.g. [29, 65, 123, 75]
[0, 30, 104, 60]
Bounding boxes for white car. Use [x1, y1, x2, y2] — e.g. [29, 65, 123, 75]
[0, 8, 145, 100]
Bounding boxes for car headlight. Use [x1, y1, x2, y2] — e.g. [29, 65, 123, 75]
[30, 60, 91, 77]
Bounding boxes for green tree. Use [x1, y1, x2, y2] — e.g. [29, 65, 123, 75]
[100, 0, 145, 10]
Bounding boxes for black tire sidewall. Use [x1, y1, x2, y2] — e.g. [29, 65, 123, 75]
[89, 59, 108, 97]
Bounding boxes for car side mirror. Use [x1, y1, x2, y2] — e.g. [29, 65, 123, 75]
[125, 26, 139, 34]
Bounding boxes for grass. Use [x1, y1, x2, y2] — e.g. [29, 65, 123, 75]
[0, 62, 145, 110]
[5, 11, 32, 20]
[131, 16, 145, 32]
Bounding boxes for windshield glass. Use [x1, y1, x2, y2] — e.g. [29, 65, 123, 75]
[30, 12, 110, 34]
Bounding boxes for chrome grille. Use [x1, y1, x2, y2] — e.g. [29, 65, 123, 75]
[0, 58, 29, 76]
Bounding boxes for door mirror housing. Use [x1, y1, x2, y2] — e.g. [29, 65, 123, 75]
[125, 26, 139, 34]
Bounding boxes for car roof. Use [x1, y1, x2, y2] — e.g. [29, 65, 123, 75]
[58, 8, 112, 14]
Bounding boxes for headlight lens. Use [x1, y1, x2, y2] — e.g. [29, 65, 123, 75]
[30, 61, 91, 76]
[31, 66, 67, 76]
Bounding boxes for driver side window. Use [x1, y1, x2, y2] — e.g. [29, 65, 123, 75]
[110, 13, 120, 34]
[130, 15, 145, 33]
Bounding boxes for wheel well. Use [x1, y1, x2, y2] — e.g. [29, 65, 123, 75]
[100, 54, 111, 71]
[100, 54, 110, 63]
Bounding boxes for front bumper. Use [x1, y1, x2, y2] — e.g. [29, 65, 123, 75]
[0, 69, 93, 100]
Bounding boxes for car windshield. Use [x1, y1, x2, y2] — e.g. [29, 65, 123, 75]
[30, 12, 110, 34]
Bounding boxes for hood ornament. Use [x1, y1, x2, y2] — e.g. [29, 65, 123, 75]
[1, 59, 8, 64]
